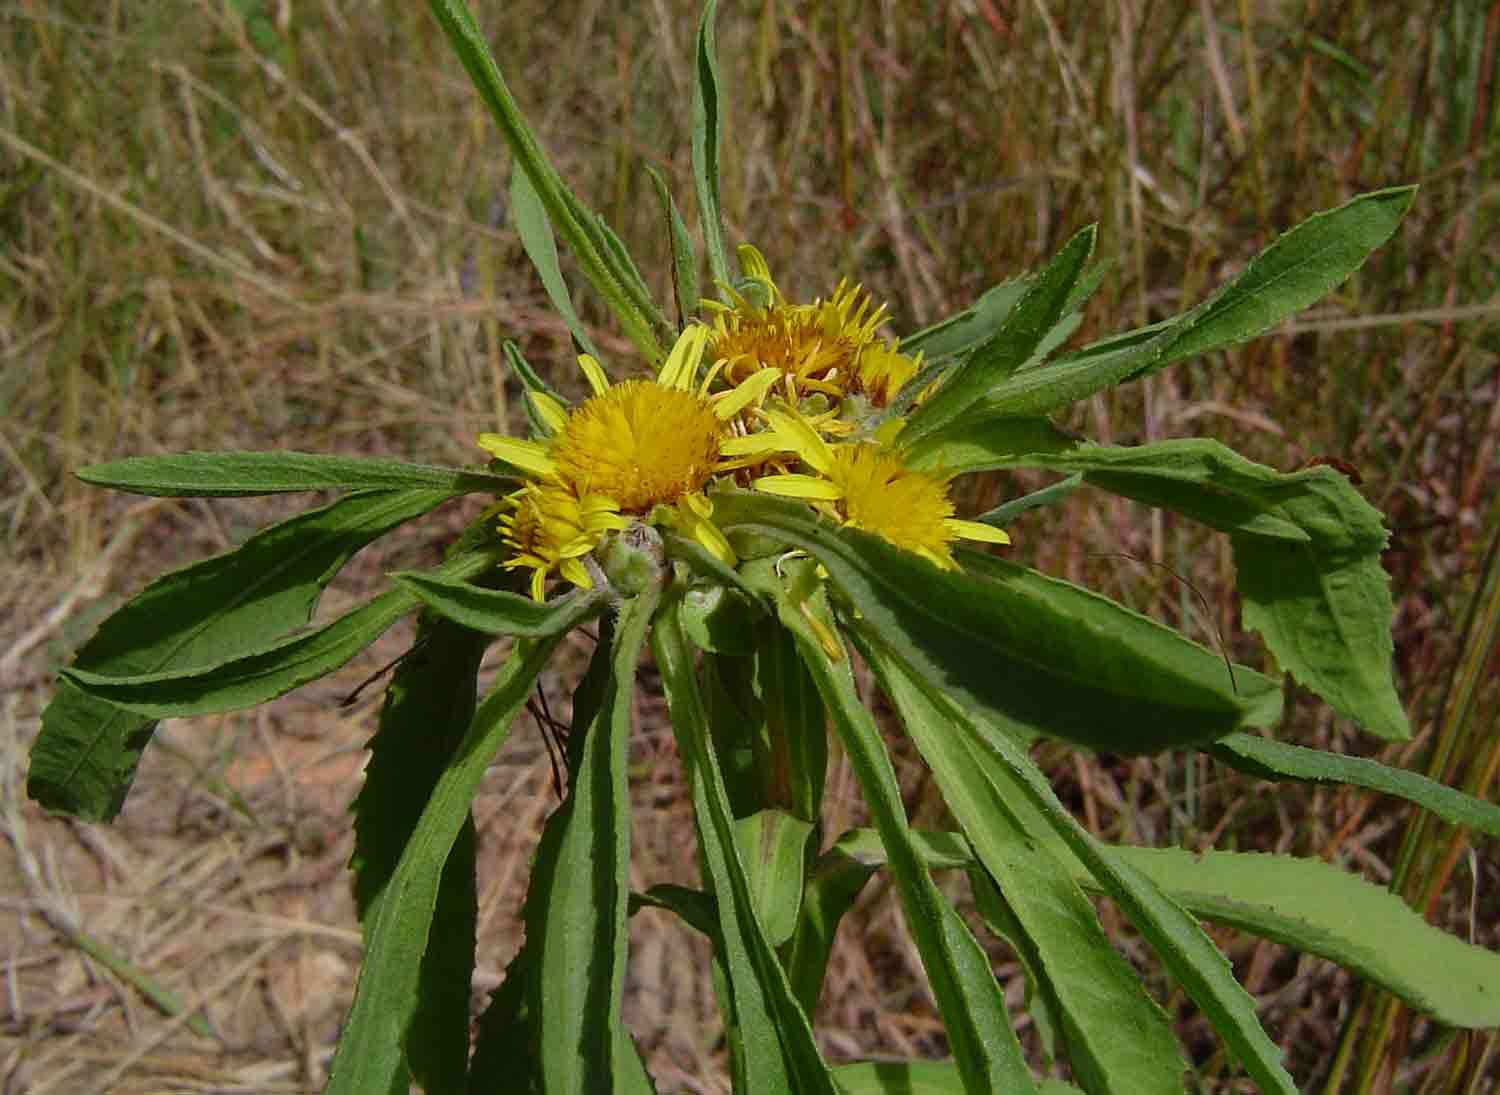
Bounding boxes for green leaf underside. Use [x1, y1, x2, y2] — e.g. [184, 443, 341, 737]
[75, 452, 509, 497]
[834, 1061, 1086, 1095]
[716, 490, 1280, 753]
[29, 488, 451, 821]
[62, 546, 502, 717]
[1090, 848, 1500, 1029]
[1210, 733, 1500, 838]
[391, 571, 603, 636]
[902, 225, 1095, 445]
[325, 634, 564, 1095]
[655, 605, 838, 1095]
[425, 0, 664, 360]
[692, 0, 729, 290]
[865, 643, 1187, 1094]
[528, 593, 656, 1095]
[351, 613, 487, 1092]
[865, 648, 1299, 1095]
[976, 186, 1416, 418]
[759, 565, 1036, 1095]
[906, 437, 1407, 741]
[510, 165, 601, 359]
[467, 941, 541, 1093]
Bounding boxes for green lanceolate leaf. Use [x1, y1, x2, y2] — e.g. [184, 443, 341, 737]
[527, 592, 656, 1095]
[692, 0, 730, 291]
[325, 634, 563, 1095]
[1209, 733, 1500, 837]
[906, 437, 1407, 740]
[62, 547, 502, 718]
[863, 642, 1187, 1095]
[645, 164, 700, 326]
[29, 489, 452, 821]
[1085, 847, 1500, 1029]
[391, 571, 604, 636]
[74, 452, 509, 497]
[975, 187, 1416, 418]
[654, 603, 839, 1095]
[732, 810, 814, 946]
[900, 276, 1034, 362]
[783, 844, 877, 1016]
[834, 1060, 1087, 1095]
[715, 490, 1281, 753]
[351, 612, 487, 1094]
[425, 0, 666, 360]
[467, 940, 541, 1094]
[901, 416, 1081, 476]
[756, 563, 1036, 1095]
[901, 225, 1096, 446]
[510, 164, 602, 359]
[1140, 185, 1416, 370]
[867, 651, 1298, 1095]
[753, 619, 828, 824]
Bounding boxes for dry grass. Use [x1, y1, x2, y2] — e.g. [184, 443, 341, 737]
[2, 1, 1497, 1091]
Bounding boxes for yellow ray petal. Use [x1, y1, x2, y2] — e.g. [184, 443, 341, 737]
[712, 367, 781, 419]
[577, 353, 611, 397]
[528, 390, 569, 434]
[657, 325, 710, 390]
[945, 519, 1011, 545]
[477, 434, 557, 478]
[721, 431, 788, 457]
[764, 408, 835, 475]
[754, 473, 844, 501]
[559, 557, 593, 589]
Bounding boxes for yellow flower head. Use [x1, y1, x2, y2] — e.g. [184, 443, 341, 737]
[498, 484, 626, 601]
[751, 408, 1010, 570]
[703, 245, 923, 411]
[477, 326, 757, 598]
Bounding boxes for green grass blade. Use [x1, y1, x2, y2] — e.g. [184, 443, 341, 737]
[28, 489, 454, 821]
[351, 612, 488, 1093]
[754, 564, 1035, 1095]
[526, 591, 656, 1094]
[864, 639, 1188, 1095]
[75, 452, 509, 497]
[1209, 733, 1500, 837]
[653, 602, 838, 1095]
[692, 0, 730, 291]
[325, 634, 563, 1095]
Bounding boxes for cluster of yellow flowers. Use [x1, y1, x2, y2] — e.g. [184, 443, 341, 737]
[478, 247, 1009, 600]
